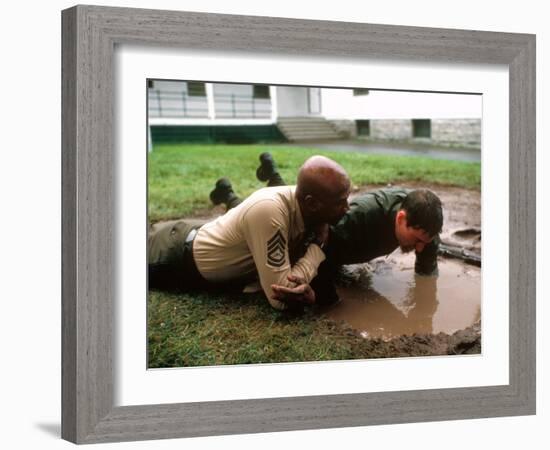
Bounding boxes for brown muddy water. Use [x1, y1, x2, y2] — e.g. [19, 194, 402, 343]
[324, 251, 481, 341]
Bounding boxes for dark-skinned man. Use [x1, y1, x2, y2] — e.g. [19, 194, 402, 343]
[209, 153, 443, 306]
[148, 155, 351, 311]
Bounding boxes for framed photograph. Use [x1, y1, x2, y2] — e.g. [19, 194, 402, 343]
[62, 5, 535, 444]
[145, 80, 484, 371]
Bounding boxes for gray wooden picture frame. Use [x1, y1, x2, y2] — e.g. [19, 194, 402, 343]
[61, 4, 536, 444]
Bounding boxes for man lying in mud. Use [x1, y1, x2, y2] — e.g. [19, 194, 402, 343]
[208, 153, 443, 307]
[148, 155, 351, 311]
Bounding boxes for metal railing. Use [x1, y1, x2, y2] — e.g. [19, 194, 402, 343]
[148, 90, 208, 118]
[148, 90, 272, 119]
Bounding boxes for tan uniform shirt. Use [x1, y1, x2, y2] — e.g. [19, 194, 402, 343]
[193, 186, 325, 310]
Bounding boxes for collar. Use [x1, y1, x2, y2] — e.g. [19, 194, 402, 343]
[289, 185, 305, 236]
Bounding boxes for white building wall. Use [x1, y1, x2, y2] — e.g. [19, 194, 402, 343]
[276, 86, 310, 117]
[213, 83, 271, 119]
[213, 83, 252, 118]
[321, 88, 482, 119]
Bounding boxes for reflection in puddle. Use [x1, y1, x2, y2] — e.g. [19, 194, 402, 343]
[324, 252, 481, 341]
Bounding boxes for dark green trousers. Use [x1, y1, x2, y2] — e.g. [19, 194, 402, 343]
[148, 219, 207, 291]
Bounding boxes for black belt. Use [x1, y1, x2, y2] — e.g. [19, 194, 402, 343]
[182, 228, 208, 289]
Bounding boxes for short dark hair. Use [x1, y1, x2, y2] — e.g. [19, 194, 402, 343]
[400, 189, 443, 237]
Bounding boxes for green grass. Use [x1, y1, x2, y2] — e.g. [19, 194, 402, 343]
[148, 290, 358, 367]
[148, 289, 444, 367]
[147, 143, 481, 367]
[148, 144, 480, 221]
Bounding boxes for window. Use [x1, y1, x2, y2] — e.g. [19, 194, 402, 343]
[356, 120, 370, 136]
[353, 88, 370, 96]
[253, 85, 270, 99]
[187, 81, 206, 97]
[412, 119, 431, 138]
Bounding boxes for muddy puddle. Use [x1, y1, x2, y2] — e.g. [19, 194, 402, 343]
[320, 183, 482, 345]
[323, 252, 481, 341]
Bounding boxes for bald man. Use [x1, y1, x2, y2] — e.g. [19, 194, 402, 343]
[148, 155, 351, 310]
[208, 153, 443, 308]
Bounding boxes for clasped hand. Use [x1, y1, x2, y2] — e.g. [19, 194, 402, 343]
[271, 275, 315, 306]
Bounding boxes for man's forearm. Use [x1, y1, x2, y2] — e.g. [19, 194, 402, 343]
[415, 236, 439, 275]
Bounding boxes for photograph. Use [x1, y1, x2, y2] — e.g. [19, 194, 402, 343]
[146, 79, 483, 368]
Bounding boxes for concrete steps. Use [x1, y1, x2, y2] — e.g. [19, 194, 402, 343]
[277, 117, 341, 142]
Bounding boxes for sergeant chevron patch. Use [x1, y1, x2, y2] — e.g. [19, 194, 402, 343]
[267, 229, 287, 267]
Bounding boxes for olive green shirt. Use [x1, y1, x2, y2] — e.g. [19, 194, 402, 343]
[325, 188, 439, 275]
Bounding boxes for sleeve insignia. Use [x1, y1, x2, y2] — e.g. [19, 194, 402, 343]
[267, 229, 287, 267]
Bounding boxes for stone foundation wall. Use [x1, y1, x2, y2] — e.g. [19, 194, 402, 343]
[327, 118, 482, 148]
[432, 119, 481, 146]
[352, 119, 481, 148]
[370, 120, 413, 140]
[328, 119, 356, 138]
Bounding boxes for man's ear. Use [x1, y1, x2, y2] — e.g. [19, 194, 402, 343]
[396, 210, 407, 226]
[303, 194, 320, 212]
